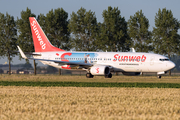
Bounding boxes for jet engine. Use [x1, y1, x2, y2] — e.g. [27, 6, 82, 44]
[122, 72, 141, 76]
[90, 66, 110, 75]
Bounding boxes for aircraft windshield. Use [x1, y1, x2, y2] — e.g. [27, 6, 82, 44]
[159, 59, 169, 61]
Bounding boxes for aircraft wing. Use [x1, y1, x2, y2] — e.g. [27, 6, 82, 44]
[17, 46, 93, 68]
[32, 58, 92, 68]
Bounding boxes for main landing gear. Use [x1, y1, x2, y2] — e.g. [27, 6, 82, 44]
[86, 73, 94, 78]
[105, 73, 112, 78]
[157, 75, 162, 79]
[86, 73, 112, 78]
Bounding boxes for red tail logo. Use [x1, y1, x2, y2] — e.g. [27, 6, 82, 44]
[29, 17, 65, 52]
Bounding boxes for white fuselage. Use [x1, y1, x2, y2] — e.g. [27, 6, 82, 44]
[33, 51, 175, 73]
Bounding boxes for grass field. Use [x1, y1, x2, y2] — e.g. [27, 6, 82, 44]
[1, 74, 180, 83]
[0, 74, 180, 119]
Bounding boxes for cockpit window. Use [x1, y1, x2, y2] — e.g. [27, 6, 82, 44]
[159, 59, 169, 61]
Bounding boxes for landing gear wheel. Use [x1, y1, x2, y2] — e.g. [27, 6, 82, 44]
[105, 75, 108, 78]
[105, 73, 112, 78]
[108, 73, 112, 78]
[86, 73, 94, 78]
[157, 75, 161, 79]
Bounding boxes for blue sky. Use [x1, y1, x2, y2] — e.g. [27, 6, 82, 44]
[0, 0, 180, 65]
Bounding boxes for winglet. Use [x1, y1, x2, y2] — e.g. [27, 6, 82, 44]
[17, 46, 28, 59]
[131, 48, 136, 52]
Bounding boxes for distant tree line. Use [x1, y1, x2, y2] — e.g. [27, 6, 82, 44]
[0, 7, 180, 75]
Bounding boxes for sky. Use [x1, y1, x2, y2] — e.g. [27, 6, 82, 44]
[0, 0, 180, 66]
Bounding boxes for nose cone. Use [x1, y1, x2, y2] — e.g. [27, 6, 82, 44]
[168, 61, 176, 70]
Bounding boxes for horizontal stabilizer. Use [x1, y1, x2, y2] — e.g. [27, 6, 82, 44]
[13, 51, 41, 56]
[17, 46, 28, 59]
[23, 53, 41, 56]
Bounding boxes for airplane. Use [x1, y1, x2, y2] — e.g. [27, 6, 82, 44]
[17, 17, 175, 79]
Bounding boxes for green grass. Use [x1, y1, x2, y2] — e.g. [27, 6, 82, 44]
[1, 74, 180, 83]
[0, 74, 180, 88]
[0, 81, 180, 88]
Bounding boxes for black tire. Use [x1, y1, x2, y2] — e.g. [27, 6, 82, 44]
[105, 75, 108, 78]
[86, 73, 91, 78]
[86, 73, 94, 78]
[108, 73, 112, 78]
[157, 75, 161, 79]
[105, 73, 112, 78]
[90, 74, 94, 78]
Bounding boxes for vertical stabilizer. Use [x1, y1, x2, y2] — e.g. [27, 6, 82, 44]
[29, 17, 65, 52]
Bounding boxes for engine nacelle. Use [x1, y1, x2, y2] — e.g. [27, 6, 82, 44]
[90, 66, 110, 75]
[122, 72, 141, 76]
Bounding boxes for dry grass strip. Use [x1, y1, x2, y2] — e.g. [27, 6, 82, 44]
[0, 86, 179, 119]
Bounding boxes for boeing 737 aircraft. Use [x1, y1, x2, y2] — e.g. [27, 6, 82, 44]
[18, 17, 175, 78]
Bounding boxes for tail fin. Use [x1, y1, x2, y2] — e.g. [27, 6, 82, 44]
[29, 17, 65, 52]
